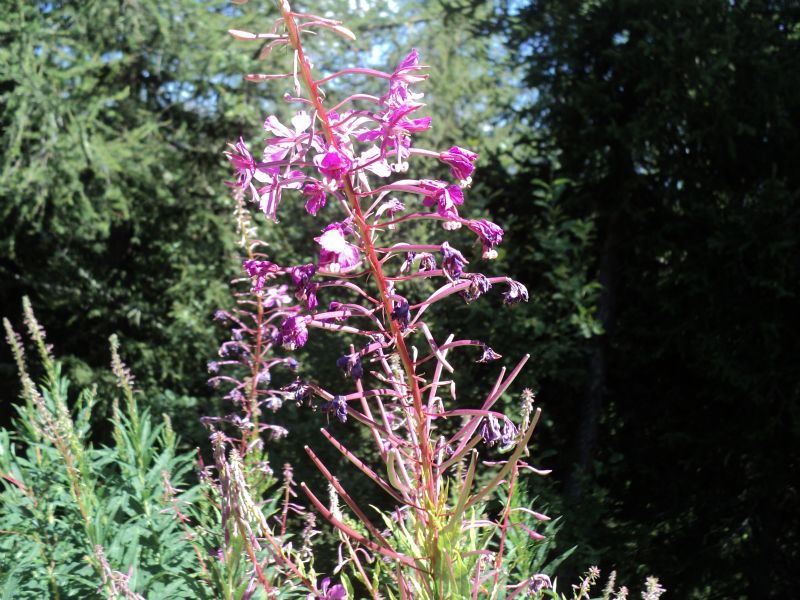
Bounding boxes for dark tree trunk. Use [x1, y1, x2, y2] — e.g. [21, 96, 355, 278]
[566, 210, 620, 501]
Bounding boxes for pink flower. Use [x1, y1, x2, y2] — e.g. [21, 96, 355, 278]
[262, 284, 292, 308]
[356, 103, 431, 166]
[262, 111, 323, 162]
[390, 49, 428, 89]
[302, 182, 327, 216]
[440, 146, 478, 183]
[315, 223, 360, 272]
[420, 180, 464, 218]
[309, 577, 346, 600]
[243, 259, 280, 292]
[254, 168, 304, 221]
[224, 137, 257, 189]
[314, 146, 352, 183]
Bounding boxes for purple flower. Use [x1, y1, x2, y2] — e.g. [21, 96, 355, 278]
[503, 280, 529, 305]
[278, 315, 309, 350]
[420, 180, 464, 219]
[310, 577, 347, 600]
[224, 137, 257, 190]
[356, 103, 429, 170]
[441, 242, 468, 280]
[243, 259, 280, 292]
[303, 182, 327, 216]
[314, 145, 352, 183]
[316, 223, 360, 272]
[290, 263, 316, 288]
[468, 219, 504, 259]
[290, 264, 318, 310]
[439, 146, 478, 182]
[320, 396, 348, 424]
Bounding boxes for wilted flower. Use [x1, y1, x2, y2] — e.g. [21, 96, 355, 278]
[477, 345, 502, 363]
[320, 396, 348, 424]
[501, 418, 518, 449]
[336, 353, 363, 380]
[418, 252, 437, 272]
[479, 414, 518, 451]
[283, 379, 313, 406]
[479, 415, 502, 447]
[503, 280, 529, 304]
[441, 242, 467, 280]
[290, 263, 315, 288]
[290, 263, 318, 310]
[527, 574, 552, 593]
[460, 273, 492, 303]
[468, 219, 504, 259]
[391, 299, 410, 330]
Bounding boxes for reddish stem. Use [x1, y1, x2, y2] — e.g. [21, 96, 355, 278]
[279, 4, 436, 509]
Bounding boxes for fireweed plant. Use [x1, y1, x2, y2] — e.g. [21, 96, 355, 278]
[213, 1, 559, 598]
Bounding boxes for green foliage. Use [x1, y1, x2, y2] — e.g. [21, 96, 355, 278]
[0, 0, 274, 432]
[336, 476, 571, 598]
[0, 306, 207, 598]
